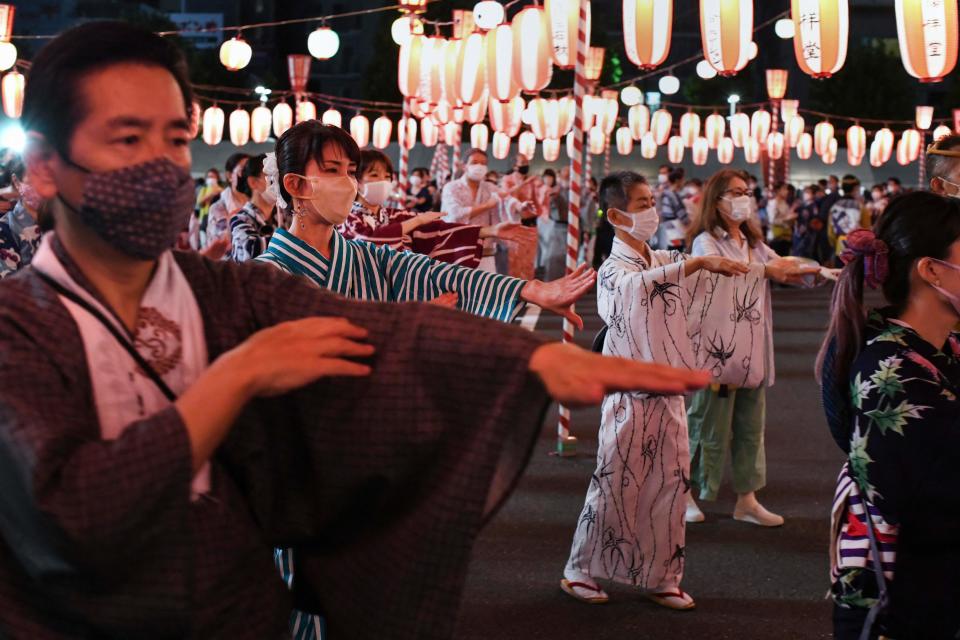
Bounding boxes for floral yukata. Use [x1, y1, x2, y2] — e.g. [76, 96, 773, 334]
[830, 310, 960, 639]
[229, 201, 276, 263]
[0, 203, 41, 278]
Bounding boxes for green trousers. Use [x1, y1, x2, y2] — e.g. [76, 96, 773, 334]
[687, 385, 766, 501]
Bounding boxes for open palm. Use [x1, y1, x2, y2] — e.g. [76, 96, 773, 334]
[520, 264, 597, 329]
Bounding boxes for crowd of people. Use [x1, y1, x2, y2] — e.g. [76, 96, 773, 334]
[2, 18, 960, 640]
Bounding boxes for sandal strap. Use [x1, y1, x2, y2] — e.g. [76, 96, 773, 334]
[565, 580, 603, 593]
[651, 589, 688, 599]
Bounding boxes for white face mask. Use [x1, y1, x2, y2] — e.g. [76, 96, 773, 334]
[657, 174, 668, 184]
[722, 195, 752, 222]
[609, 206, 659, 243]
[288, 174, 358, 226]
[466, 164, 488, 182]
[360, 180, 393, 207]
[409, 175, 423, 188]
[205, 177, 218, 188]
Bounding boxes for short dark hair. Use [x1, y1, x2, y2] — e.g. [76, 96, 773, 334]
[887, 176, 902, 186]
[466, 148, 488, 162]
[359, 149, 394, 179]
[225, 153, 249, 175]
[599, 170, 645, 213]
[542, 168, 556, 179]
[668, 167, 685, 184]
[236, 154, 266, 198]
[274, 121, 360, 208]
[841, 174, 860, 196]
[22, 21, 193, 158]
[412, 166, 429, 177]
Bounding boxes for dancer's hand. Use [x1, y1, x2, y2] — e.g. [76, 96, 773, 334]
[428, 292, 459, 308]
[520, 264, 597, 330]
[687, 256, 750, 277]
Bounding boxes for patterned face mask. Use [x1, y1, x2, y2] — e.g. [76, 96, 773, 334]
[58, 156, 196, 260]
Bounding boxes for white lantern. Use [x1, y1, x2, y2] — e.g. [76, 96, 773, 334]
[680, 111, 701, 147]
[392, 16, 418, 46]
[785, 115, 805, 147]
[934, 124, 954, 141]
[444, 122, 461, 146]
[692, 136, 709, 165]
[705, 112, 726, 149]
[251, 105, 272, 144]
[512, 6, 553, 93]
[202, 106, 225, 146]
[308, 27, 340, 60]
[485, 24, 519, 102]
[372, 116, 393, 149]
[870, 139, 884, 167]
[901, 128, 922, 162]
[875, 128, 895, 164]
[0, 42, 16, 73]
[542, 138, 561, 162]
[780, 98, 800, 122]
[743, 137, 761, 163]
[847, 145, 863, 166]
[696, 59, 718, 79]
[621, 86, 643, 106]
[767, 131, 785, 160]
[273, 102, 293, 138]
[229, 108, 250, 147]
[822, 136, 839, 163]
[351, 114, 371, 147]
[791, 0, 849, 78]
[519, 130, 537, 158]
[321, 108, 342, 128]
[668, 135, 685, 163]
[916, 105, 934, 130]
[616, 126, 634, 155]
[492, 131, 511, 159]
[566, 130, 577, 159]
[471, 123, 490, 151]
[717, 137, 734, 163]
[545, 0, 590, 69]
[796, 132, 813, 159]
[219, 36, 252, 71]
[775, 17, 795, 39]
[475, 1, 506, 30]
[399, 117, 417, 150]
[658, 75, 680, 95]
[640, 132, 658, 159]
[489, 96, 525, 136]
[729, 112, 750, 147]
[895, 0, 959, 83]
[589, 126, 606, 155]
[1, 70, 23, 119]
[847, 124, 867, 161]
[751, 109, 771, 141]
[651, 109, 672, 145]
[700, 0, 753, 76]
[465, 94, 489, 124]
[629, 104, 651, 140]
[814, 120, 835, 156]
[420, 117, 438, 147]
[456, 32, 487, 105]
[624, 0, 673, 70]
[297, 101, 317, 124]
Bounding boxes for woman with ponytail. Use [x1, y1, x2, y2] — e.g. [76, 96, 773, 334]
[820, 192, 960, 639]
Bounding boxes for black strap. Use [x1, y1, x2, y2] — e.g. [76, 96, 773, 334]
[856, 474, 890, 640]
[36, 271, 178, 403]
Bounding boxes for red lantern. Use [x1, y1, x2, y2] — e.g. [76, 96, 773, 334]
[765, 68, 789, 100]
[288, 54, 312, 96]
[623, 0, 672, 70]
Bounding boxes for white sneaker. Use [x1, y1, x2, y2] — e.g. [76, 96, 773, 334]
[685, 495, 705, 523]
[733, 501, 784, 527]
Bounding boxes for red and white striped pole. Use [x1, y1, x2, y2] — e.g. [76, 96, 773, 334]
[557, 0, 590, 458]
[451, 125, 463, 178]
[398, 98, 412, 203]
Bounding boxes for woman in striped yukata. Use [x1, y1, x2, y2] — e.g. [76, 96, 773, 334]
[818, 193, 960, 640]
[257, 121, 598, 640]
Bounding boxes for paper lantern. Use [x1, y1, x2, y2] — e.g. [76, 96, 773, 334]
[189, 101, 201, 139]
[700, 0, 753, 76]
[372, 116, 393, 149]
[791, 0, 849, 78]
[766, 131, 785, 160]
[822, 137, 838, 164]
[296, 101, 316, 124]
[392, 16, 419, 46]
[419, 117, 438, 146]
[870, 139, 884, 167]
[934, 124, 954, 141]
[730, 112, 750, 147]
[288, 54, 312, 95]
[847, 124, 866, 160]
[566, 130, 577, 159]
[651, 109, 672, 145]
[785, 115, 805, 147]
[847, 146, 863, 166]
[456, 32, 487, 105]
[512, 6, 553, 92]
[464, 94, 489, 125]
[717, 137, 735, 163]
[431, 99, 453, 125]
[640, 132, 658, 159]
[546, 0, 590, 69]
[796, 132, 813, 159]
[896, 137, 911, 165]
[273, 102, 293, 138]
[229, 109, 250, 147]
[743, 137, 761, 163]
[0, 43, 14, 74]
[616, 126, 634, 155]
[557, 96, 577, 137]
[442, 39, 462, 105]
[537, 138, 557, 162]
[321, 108, 342, 128]
[527, 98, 550, 140]
[518, 130, 536, 158]
[202, 106, 225, 146]
[475, 1, 506, 30]
[598, 94, 619, 135]
[453, 8, 477, 38]
[814, 121, 835, 156]
[1, 69, 22, 119]
[628, 105, 651, 141]
[659, 75, 681, 95]
[901, 128, 922, 162]
[399, 35, 424, 98]
[250, 106, 272, 144]
[489, 96, 525, 136]
[751, 109, 771, 141]
[351, 114, 371, 147]
[916, 105, 934, 130]
[775, 17, 795, 38]
[623, 0, 673, 70]
[399, 117, 417, 150]
[696, 59, 718, 79]
[467, 123, 488, 152]
[485, 24, 519, 102]
[679, 111, 700, 147]
[419, 36, 446, 106]
[705, 113, 726, 149]
[585, 47, 605, 81]
[588, 126, 606, 155]
[765, 68, 789, 100]
[875, 128, 895, 163]
[895, 0, 959, 82]
[443, 122, 461, 145]
[621, 86, 643, 106]
[668, 136, 685, 163]
[219, 35, 252, 71]
[693, 136, 710, 165]
[400, 0, 428, 13]
[492, 131, 511, 159]
[410, 99, 431, 119]
[308, 27, 340, 60]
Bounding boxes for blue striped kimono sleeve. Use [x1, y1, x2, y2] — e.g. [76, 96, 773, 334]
[371, 243, 527, 322]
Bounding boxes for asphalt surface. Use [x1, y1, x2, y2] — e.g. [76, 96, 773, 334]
[457, 285, 844, 639]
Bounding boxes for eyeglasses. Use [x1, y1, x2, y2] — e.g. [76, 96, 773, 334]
[723, 189, 750, 198]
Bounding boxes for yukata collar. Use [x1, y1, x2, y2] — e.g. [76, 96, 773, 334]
[866, 307, 960, 362]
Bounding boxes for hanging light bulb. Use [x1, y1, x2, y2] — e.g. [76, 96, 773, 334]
[296, 101, 317, 124]
[668, 135, 685, 163]
[705, 112, 726, 149]
[621, 86, 643, 106]
[512, 6, 553, 92]
[791, 0, 849, 79]
[542, 137, 561, 162]
[743, 137, 761, 163]
[700, 0, 753, 76]
[895, 0, 958, 83]
[420, 117, 438, 147]
[1, 69, 22, 119]
[219, 34, 252, 71]
[730, 112, 750, 147]
[640, 132, 658, 159]
[629, 104, 651, 140]
[589, 126, 606, 155]
[321, 108, 342, 128]
[796, 132, 813, 159]
[202, 106, 225, 146]
[616, 126, 634, 155]
[471, 123, 490, 151]
[717, 137, 735, 164]
[492, 131, 511, 159]
[651, 108, 672, 145]
[623, 0, 673, 70]
[658, 74, 680, 95]
[693, 136, 709, 165]
[351, 114, 370, 147]
[696, 59, 718, 79]
[251, 105, 272, 144]
[392, 16, 418, 46]
[751, 109, 771, 141]
[308, 26, 340, 60]
[474, 1, 506, 30]
[229, 108, 250, 147]
[372, 115, 393, 149]
[775, 17, 795, 39]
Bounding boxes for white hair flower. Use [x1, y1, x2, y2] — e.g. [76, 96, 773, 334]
[262, 152, 287, 210]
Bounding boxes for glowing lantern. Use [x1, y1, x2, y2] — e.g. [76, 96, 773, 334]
[785, 115, 805, 147]
[598, 95, 619, 135]
[814, 121, 834, 156]
[0, 43, 15, 74]
[751, 109, 771, 141]
[512, 6, 553, 93]
[651, 109, 672, 145]
[616, 127, 634, 155]
[219, 35, 252, 71]
[791, 0, 848, 78]
[640, 132, 658, 159]
[896, 137, 911, 165]
[680, 111, 701, 147]
[901, 128, 922, 162]
[870, 139, 884, 167]
[796, 132, 813, 159]
[442, 39, 462, 105]
[399, 35, 424, 99]
[456, 32, 487, 105]
[471, 123, 490, 151]
[475, 1, 506, 30]
[250, 106, 272, 144]
[420, 117, 438, 146]
[766, 131, 785, 159]
[557, 96, 577, 137]
[822, 137, 838, 164]
[492, 131, 511, 159]
[730, 112, 750, 147]
[411, 99, 430, 119]
[780, 98, 800, 122]
[297, 101, 317, 124]
[668, 136, 685, 163]
[372, 116, 393, 149]
[400, 0, 428, 13]
[1, 69, 22, 119]
[392, 16, 419, 46]
[351, 114, 371, 147]
[288, 54, 312, 95]
[485, 24, 519, 102]
[916, 105, 934, 130]
[273, 102, 293, 138]
[444, 122, 461, 145]
[775, 17, 795, 38]
[659, 75, 680, 95]
[519, 130, 537, 158]
[895, 0, 959, 82]
[847, 124, 866, 160]
[418, 36, 446, 106]
[321, 108, 342, 128]
[489, 96, 525, 136]
[589, 127, 606, 155]
[705, 113, 726, 149]
[629, 104, 651, 140]
[934, 124, 953, 141]
[567, 131, 577, 159]
[623, 0, 673, 70]
[545, 0, 590, 69]
[432, 99, 454, 125]
[527, 98, 550, 139]
[766, 69, 789, 100]
[696, 59, 718, 79]
[542, 138, 560, 161]
[399, 117, 417, 150]
[875, 128, 895, 163]
[621, 86, 643, 106]
[700, 0, 753, 76]
[847, 146, 863, 166]
[229, 109, 250, 147]
[308, 27, 340, 60]
[744, 137, 761, 163]
[693, 137, 710, 165]
[717, 137, 735, 163]
[189, 102, 201, 139]
[585, 47, 605, 80]
[202, 106, 225, 146]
